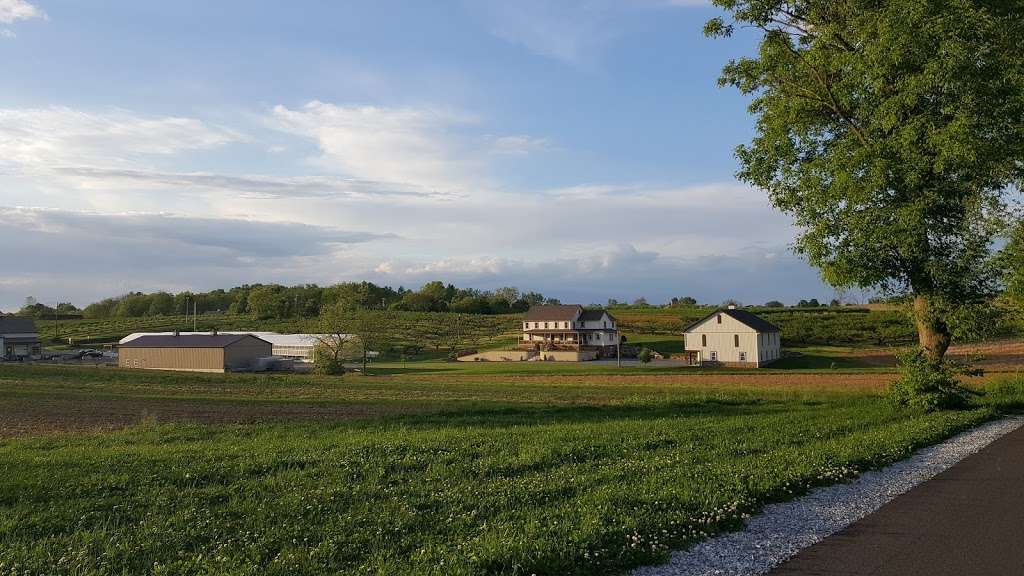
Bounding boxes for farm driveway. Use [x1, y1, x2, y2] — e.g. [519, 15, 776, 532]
[770, 424, 1024, 575]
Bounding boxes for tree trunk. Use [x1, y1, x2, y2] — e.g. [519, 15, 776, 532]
[912, 295, 951, 363]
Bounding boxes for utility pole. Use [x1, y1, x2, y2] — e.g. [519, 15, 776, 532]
[616, 336, 621, 368]
[193, 300, 198, 331]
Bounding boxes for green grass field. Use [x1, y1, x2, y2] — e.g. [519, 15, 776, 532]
[2, 364, 1022, 575]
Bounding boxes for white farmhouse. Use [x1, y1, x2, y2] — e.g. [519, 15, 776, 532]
[681, 306, 781, 367]
[520, 305, 620, 356]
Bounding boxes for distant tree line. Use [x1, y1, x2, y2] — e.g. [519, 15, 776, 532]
[53, 282, 558, 320]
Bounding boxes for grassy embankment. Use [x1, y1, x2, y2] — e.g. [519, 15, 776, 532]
[2, 364, 1024, 575]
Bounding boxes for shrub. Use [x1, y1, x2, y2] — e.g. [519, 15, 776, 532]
[888, 351, 970, 411]
[313, 345, 345, 376]
[638, 347, 654, 366]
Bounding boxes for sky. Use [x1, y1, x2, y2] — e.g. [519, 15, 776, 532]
[0, 0, 838, 311]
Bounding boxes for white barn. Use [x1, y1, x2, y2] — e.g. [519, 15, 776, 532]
[681, 306, 781, 367]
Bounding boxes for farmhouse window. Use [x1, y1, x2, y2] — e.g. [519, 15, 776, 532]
[734, 335, 739, 347]
[739, 351, 747, 362]
[717, 315, 722, 324]
[701, 334, 707, 347]
[544, 322, 549, 329]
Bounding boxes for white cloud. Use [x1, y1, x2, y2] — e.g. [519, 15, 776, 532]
[490, 135, 550, 155]
[0, 206, 390, 258]
[371, 243, 829, 306]
[269, 101, 485, 195]
[0, 207, 399, 309]
[0, 102, 826, 310]
[51, 167, 460, 201]
[471, 0, 620, 65]
[0, 106, 243, 168]
[468, 0, 710, 66]
[0, 0, 45, 24]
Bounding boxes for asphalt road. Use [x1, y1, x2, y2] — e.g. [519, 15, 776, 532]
[770, 424, 1024, 576]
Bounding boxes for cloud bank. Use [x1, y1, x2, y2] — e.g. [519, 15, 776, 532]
[0, 101, 832, 310]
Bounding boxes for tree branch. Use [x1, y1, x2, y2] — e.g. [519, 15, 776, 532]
[772, 34, 870, 146]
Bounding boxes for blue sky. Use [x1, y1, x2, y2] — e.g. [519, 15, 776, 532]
[0, 0, 838, 311]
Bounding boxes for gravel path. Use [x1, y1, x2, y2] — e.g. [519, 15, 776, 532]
[632, 416, 1024, 576]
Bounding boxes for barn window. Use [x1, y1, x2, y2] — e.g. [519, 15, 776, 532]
[701, 334, 707, 347]
[717, 314, 722, 324]
[739, 351, 747, 362]
[734, 334, 739, 347]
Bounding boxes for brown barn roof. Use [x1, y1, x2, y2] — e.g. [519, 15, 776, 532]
[120, 334, 270, 348]
[682, 308, 780, 333]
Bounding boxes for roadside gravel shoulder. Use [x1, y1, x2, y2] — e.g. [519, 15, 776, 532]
[632, 416, 1024, 576]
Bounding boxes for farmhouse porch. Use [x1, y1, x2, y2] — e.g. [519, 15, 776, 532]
[521, 330, 584, 350]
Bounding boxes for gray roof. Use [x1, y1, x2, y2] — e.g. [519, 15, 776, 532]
[579, 309, 616, 322]
[0, 316, 37, 334]
[523, 305, 618, 323]
[523, 305, 583, 322]
[682, 308, 780, 333]
[119, 334, 271, 349]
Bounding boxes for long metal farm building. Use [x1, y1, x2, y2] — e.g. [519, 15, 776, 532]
[118, 333, 272, 373]
[119, 332, 325, 362]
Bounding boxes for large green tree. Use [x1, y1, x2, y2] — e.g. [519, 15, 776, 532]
[707, 0, 1024, 361]
[1000, 222, 1024, 306]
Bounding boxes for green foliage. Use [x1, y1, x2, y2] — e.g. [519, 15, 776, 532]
[312, 344, 345, 375]
[17, 301, 81, 319]
[980, 376, 1024, 413]
[638, 347, 654, 365]
[888, 351, 971, 412]
[708, 0, 1024, 358]
[72, 282, 550, 320]
[998, 221, 1024, 306]
[669, 296, 698, 307]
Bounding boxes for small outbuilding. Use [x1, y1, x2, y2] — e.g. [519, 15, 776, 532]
[0, 316, 42, 360]
[118, 333, 272, 373]
[681, 306, 781, 367]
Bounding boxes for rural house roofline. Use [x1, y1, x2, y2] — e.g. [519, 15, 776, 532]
[681, 308, 781, 334]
